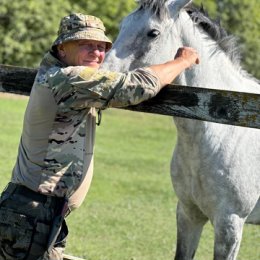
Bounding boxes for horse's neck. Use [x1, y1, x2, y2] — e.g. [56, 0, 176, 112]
[175, 12, 260, 94]
[172, 11, 260, 139]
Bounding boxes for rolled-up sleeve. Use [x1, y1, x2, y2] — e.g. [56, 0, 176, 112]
[47, 66, 161, 109]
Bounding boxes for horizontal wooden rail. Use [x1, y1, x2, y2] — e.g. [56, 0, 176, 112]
[0, 64, 37, 95]
[0, 64, 259, 129]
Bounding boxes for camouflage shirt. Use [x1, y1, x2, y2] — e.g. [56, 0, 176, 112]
[11, 52, 161, 208]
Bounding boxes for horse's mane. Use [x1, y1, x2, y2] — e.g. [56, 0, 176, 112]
[137, 0, 241, 66]
[185, 5, 241, 66]
[137, 0, 170, 20]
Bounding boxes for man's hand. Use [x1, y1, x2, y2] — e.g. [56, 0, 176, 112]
[174, 47, 200, 68]
[148, 46, 200, 87]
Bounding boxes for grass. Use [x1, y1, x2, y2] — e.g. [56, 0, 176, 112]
[0, 96, 259, 260]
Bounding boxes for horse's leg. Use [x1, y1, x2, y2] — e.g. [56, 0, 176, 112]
[213, 214, 245, 260]
[174, 202, 207, 260]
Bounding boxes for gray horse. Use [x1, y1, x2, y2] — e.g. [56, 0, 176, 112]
[103, 0, 260, 259]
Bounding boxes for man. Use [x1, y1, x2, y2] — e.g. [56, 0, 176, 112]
[0, 13, 199, 260]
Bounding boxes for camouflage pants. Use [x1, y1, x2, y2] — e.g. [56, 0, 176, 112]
[0, 183, 68, 260]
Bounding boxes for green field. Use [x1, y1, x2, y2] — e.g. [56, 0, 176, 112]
[0, 96, 259, 260]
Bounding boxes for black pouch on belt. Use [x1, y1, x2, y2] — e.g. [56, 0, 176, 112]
[0, 183, 55, 259]
[47, 197, 69, 253]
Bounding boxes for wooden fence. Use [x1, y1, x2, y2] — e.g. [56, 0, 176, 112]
[1, 64, 260, 129]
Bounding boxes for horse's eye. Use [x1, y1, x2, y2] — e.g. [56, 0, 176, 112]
[147, 29, 160, 38]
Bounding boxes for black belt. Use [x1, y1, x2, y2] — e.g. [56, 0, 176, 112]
[3, 182, 61, 205]
[15, 185, 50, 203]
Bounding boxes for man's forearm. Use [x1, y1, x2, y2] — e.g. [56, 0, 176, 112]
[148, 57, 191, 87]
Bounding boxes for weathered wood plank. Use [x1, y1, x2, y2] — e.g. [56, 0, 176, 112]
[0, 64, 260, 129]
[0, 64, 37, 95]
[126, 85, 260, 129]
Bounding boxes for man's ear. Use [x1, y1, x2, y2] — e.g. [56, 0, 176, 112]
[57, 44, 66, 58]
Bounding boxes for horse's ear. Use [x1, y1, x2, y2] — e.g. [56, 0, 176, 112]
[168, 0, 192, 13]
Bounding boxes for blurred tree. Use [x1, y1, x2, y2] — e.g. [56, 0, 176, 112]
[216, 0, 260, 79]
[193, 0, 260, 79]
[0, 0, 136, 67]
[193, 0, 217, 15]
[67, 0, 137, 40]
[0, 0, 72, 67]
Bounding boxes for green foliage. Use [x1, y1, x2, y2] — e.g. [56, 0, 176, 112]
[0, 0, 71, 67]
[194, 0, 260, 79]
[0, 0, 136, 67]
[216, 0, 260, 79]
[193, 0, 217, 16]
[0, 0, 259, 78]
[67, 0, 137, 41]
[0, 96, 259, 260]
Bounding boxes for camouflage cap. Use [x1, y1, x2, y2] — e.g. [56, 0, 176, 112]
[52, 13, 112, 51]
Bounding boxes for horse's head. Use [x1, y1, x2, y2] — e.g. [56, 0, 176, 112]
[103, 0, 191, 72]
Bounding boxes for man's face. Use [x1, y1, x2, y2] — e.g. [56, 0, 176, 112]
[58, 39, 106, 68]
